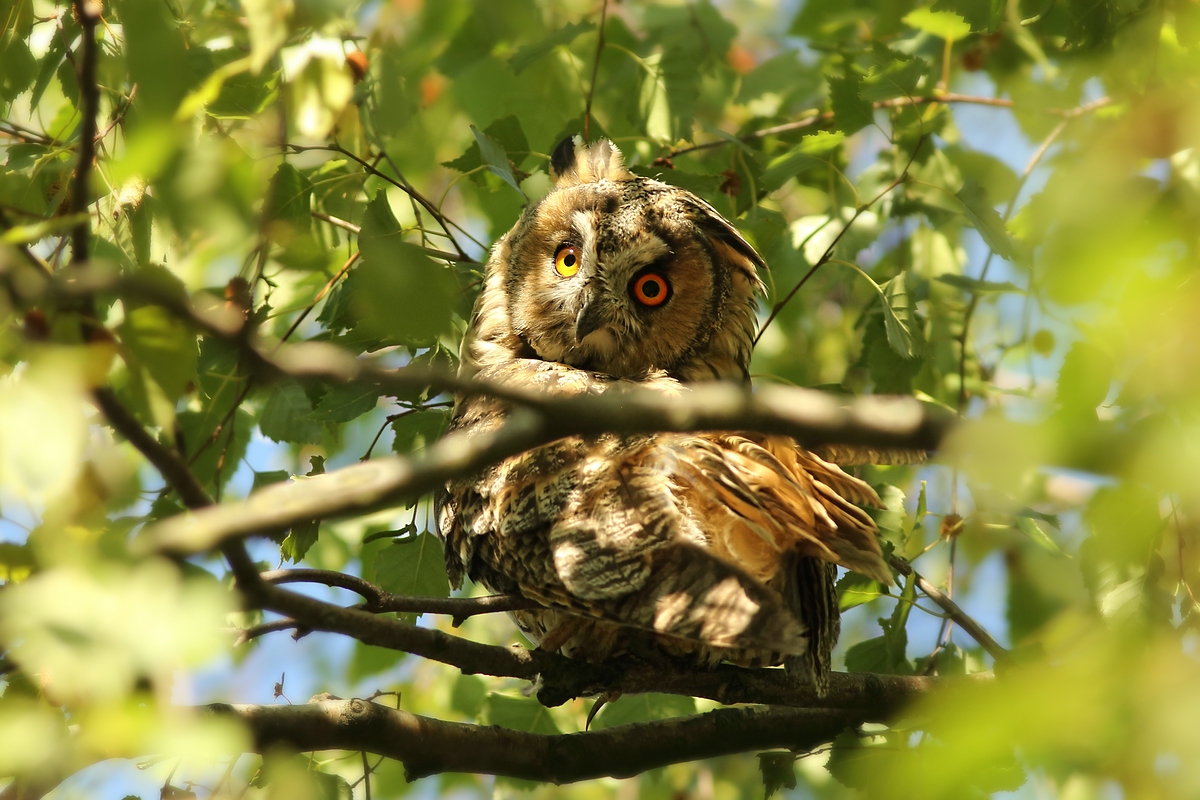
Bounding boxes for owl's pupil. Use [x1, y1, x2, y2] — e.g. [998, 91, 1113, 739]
[563, 254, 576, 267]
[642, 281, 660, 297]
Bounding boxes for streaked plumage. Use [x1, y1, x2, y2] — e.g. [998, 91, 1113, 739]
[436, 137, 891, 691]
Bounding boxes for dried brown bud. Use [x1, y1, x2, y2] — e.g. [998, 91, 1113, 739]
[941, 513, 964, 538]
[346, 50, 369, 82]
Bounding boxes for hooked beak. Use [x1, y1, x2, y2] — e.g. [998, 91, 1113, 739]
[574, 295, 608, 343]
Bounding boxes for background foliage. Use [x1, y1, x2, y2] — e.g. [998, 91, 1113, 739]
[1, 0, 1199, 797]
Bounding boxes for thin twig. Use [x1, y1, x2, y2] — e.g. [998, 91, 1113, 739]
[69, 0, 102, 266]
[583, 0, 609, 143]
[755, 134, 929, 344]
[287, 143, 475, 260]
[889, 554, 1007, 661]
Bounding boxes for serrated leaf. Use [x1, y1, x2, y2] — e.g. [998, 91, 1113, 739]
[880, 272, 918, 359]
[932, 0, 1004, 32]
[956, 180, 1016, 261]
[281, 520, 319, 563]
[591, 693, 696, 730]
[311, 384, 379, 423]
[860, 58, 926, 101]
[935, 274, 1022, 293]
[483, 693, 561, 734]
[443, 115, 530, 174]
[828, 74, 874, 135]
[371, 533, 450, 604]
[903, 6, 972, 39]
[757, 752, 797, 799]
[451, 673, 488, 719]
[509, 20, 595, 73]
[259, 383, 322, 444]
[470, 125, 525, 197]
[760, 131, 845, 192]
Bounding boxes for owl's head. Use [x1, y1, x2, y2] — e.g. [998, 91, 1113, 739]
[466, 137, 766, 383]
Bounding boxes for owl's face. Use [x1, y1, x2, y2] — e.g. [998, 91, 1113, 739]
[467, 138, 765, 383]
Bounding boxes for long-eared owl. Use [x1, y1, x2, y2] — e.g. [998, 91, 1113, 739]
[436, 137, 891, 691]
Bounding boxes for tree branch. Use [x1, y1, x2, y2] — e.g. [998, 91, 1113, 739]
[248, 580, 989, 711]
[136, 385, 950, 556]
[889, 555, 1007, 661]
[69, 0, 101, 266]
[216, 697, 867, 783]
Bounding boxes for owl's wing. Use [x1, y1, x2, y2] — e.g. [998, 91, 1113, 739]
[666, 434, 892, 585]
[443, 432, 808, 656]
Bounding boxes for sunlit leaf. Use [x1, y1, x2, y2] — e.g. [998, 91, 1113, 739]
[956, 180, 1016, 261]
[371, 534, 451, 604]
[903, 6, 972, 39]
[470, 125, 525, 197]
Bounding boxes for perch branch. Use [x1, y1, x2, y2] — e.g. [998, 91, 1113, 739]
[216, 697, 867, 783]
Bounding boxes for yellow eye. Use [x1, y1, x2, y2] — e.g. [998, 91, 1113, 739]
[554, 245, 580, 277]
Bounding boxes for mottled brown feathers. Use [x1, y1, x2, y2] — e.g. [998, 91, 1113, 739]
[437, 138, 889, 691]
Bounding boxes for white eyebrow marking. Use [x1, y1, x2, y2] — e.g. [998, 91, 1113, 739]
[571, 209, 598, 276]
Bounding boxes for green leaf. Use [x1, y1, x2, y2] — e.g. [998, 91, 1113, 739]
[903, 6, 972, 39]
[112, 0, 194, 118]
[251, 470, 290, 492]
[759, 131, 845, 192]
[259, 383, 322, 444]
[241, 0, 288, 72]
[1056, 341, 1113, 414]
[483, 693, 561, 734]
[860, 58, 926, 101]
[443, 116, 531, 175]
[932, 0, 1004, 32]
[837, 571, 889, 611]
[1015, 516, 1069, 557]
[281, 456, 325, 562]
[311, 384, 379, 423]
[391, 409, 449, 454]
[348, 642, 405, 682]
[0, 33, 36, 101]
[509, 20, 595, 74]
[880, 272, 918, 359]
[934, 274, 1023, 293]
[451, 673, 488, 719]
[757, 752, 797, 799]
[354, 192, 458, 347]
[956, 180, 1016, 261]
[266, 163, 313, 234]
[591, 693, 696, 730]
[118, 305, 199, 402]
[470, 125, 525, 197]
[371, 534, 451, 604]
[828, 74, 874, 135]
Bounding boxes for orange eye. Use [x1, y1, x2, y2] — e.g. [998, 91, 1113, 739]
[632, 273, 670, 307]
[554, 245, 580, 277]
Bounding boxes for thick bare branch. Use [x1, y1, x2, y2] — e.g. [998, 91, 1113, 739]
[219, 696, 865, 782]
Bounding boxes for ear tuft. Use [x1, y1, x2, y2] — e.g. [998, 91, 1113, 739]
[550, 137, 633, 187]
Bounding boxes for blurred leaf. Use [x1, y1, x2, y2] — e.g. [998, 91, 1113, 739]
[591, 693, 696, 729]
[932, 0, 1004, 32]
[1014, 516, 1068, 557]
[113, 0, 194, 118]
[118, 305, 198, 402]
[242, 0, 289, 72]
[391, 409, 449, 454]
[483, 693, 561, 734]
[259, 383, 322, 444]
[371, 534, 451, 604]
[934, 274, 1022, 294]
[760, 131, 844, 192]
[903, 7, 972, 39]
[860, 58, 926, 101]
[510, 21, 595, 74]
[956, 180, 1016, 261]
[251, 470, 290, 492]
[311, 384, 379, 423]
[829, 74, 874, 134]
[451, 673, 488, 719]
[281, 457, 325, 563]
[1056, 341, 1112, 415]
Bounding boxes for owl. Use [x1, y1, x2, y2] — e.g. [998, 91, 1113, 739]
[436, 137, 891, 692]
